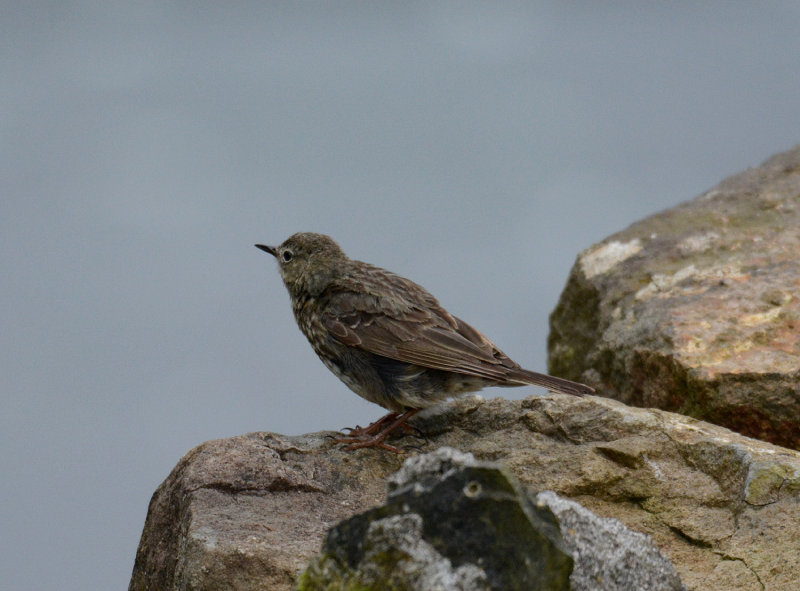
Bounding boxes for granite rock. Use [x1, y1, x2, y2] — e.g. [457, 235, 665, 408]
[129, 394, 800, 591]
[549, 145, 800, 449]
[300, 447, 685, 591]
[538, 491, 685, 591]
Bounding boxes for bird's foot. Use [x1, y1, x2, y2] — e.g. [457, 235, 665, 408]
[340, 412, 399, 437]
[334, 409, 421, 453]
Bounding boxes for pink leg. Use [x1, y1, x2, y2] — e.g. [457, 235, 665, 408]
[341, 412, 400, 437]
[334, 409, 421, 453]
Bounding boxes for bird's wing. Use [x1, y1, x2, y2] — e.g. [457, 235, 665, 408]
[322, 288, 524, 383]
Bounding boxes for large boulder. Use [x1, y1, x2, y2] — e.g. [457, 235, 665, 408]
[549, 145, 800, 449]
[129, 394, 800, 591]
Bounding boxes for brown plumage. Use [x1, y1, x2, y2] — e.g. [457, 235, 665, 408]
[256, 232, 593, 451]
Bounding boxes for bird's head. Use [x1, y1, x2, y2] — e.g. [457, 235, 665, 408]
[256, 232, 347, 297]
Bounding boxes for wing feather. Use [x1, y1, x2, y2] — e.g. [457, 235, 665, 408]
[322, 287, 524, 383]
[319, 265, 593, 396]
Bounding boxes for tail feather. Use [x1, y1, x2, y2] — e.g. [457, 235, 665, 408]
[508, 369, 594, 397]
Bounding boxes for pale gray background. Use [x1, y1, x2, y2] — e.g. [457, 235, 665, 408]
[2, 3, 799, 589]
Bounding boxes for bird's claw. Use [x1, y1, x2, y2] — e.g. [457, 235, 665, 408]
[331, 409, 423, 453]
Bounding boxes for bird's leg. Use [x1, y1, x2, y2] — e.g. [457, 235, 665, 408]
[335, 409, 421, 452]
[340, 412, 399, 437]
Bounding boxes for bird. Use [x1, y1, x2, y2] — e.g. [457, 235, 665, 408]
[255, 232, 593, 452]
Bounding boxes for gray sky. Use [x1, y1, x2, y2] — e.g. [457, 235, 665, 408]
[3, 3, 799, 589]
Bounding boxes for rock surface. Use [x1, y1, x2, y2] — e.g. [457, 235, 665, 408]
[300, 447, 574, 591]
[300, 447, 685, 591]
[537, 491, 685, 591]
[549, 145, 800, 449]
[129, 394, 800, 591]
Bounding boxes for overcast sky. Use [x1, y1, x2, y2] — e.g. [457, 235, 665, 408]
[3, 3, 800, 590]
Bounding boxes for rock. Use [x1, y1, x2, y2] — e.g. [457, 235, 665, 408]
[537, 491, 685, 591]
[549, 145, 800, 449]
[300, 447, 684, 591]
[312, 512, 491, 591]
[300, 447, 573, 591]
[128, 394, 800, 591]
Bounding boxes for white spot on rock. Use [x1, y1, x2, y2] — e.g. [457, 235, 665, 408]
[677, 232, 720, 255]
[581, 239, 643, 279]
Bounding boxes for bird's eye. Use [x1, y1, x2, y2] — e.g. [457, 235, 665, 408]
[281, 250, 293, 263]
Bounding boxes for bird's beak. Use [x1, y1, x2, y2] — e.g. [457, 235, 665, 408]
[255, 244, 278, 257]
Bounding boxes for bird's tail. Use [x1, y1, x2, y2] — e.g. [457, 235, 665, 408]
[507, 369, 594, 397]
